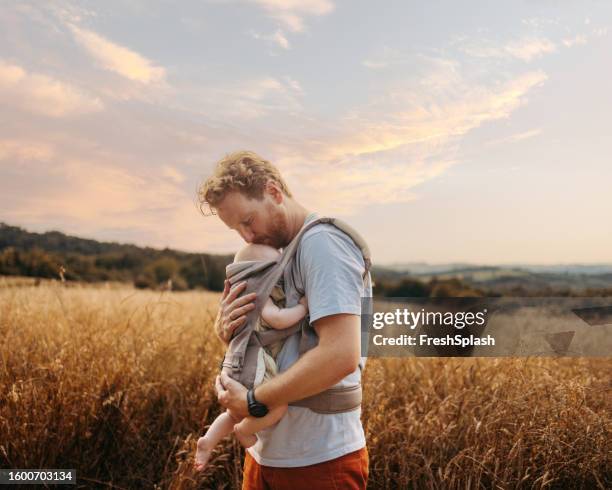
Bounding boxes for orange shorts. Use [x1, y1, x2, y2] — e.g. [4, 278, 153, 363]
[242, 446, 369, 490]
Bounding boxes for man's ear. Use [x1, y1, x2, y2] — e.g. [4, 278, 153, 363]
[265, 180, 284, 204]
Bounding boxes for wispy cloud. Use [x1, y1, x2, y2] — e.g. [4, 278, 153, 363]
[185, 76, 305, 119]
[521, 17, 560, 29]
[161, 165, 186, 184]
[0, 139, 55, 162]
[562, 35, 588, 47]
[456, 36, 557, 62]
[250, 28, 291, 49]
[593, 26, 608, 37]
[244, 0, 333, 54]
[319, 70, 548, 160]
[362, 46, 406, 70]
[68, 24, 166, 83]
[486, 128, 542, 146]
[0, 60, 103, 117]
[247, 0, 335, 32]
[283, 76, 303, 94]
[505, 37, 556, 61]
[272, 64, 548, 213]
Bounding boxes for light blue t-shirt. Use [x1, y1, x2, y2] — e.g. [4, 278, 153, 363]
[246, 213, 372, 467]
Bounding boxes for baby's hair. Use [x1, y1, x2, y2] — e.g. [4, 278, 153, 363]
[234, 243, 280, 263]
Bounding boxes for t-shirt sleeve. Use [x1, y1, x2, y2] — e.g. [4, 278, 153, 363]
[298, 229, 366, 324]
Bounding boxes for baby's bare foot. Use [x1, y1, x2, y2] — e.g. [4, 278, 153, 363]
[194, 436, 214, 472]
[234, 424, 257, 448]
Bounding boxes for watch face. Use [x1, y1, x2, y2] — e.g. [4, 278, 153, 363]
[247, 389, 268, 417]
[251, 404, 268, 417]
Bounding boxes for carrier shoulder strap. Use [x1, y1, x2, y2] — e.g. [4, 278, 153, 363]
[287, 216, 372, 414]
[317, 217, 372, 278]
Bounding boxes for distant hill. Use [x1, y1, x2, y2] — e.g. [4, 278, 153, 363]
[2, 222, 611, 296]
[0, 222, 232, 291]
[384, 262, 612, 276]
[377, 261, 612, 296]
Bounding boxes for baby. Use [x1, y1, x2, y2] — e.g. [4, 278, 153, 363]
[194, 243, 308, 472]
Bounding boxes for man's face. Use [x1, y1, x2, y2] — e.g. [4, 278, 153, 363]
[215, 189, 290, 249]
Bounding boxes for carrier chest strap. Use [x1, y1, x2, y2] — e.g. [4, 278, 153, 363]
[289, 384, 362, 414]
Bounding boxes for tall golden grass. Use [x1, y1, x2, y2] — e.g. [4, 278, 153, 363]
[0, 279, 610, 489]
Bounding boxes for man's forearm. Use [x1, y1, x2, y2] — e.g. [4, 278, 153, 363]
[253, 345, 352, 407]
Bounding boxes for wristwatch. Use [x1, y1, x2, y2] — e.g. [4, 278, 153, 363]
[247, 388, 269, 418]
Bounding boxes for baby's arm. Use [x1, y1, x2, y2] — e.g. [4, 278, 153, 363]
[261, 296, 308, 330]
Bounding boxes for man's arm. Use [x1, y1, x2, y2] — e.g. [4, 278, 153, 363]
[256, 313, 361, 406]
[215, 313, 361, 416]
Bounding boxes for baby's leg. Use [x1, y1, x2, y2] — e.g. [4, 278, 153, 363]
[233, 404, 288, 448]
[194, 411, 237, 472]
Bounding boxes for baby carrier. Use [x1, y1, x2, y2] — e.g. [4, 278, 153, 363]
[220, 216, 372, 414]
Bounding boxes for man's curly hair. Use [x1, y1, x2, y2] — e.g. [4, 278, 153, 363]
[197, 151, 292, 215]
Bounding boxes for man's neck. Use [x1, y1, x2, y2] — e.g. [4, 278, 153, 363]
[285, 199, 310, 241]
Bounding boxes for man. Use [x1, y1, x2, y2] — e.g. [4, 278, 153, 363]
[198, 150, 370, 489]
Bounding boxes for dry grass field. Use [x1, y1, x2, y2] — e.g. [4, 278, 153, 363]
[0, 279, 610, 489]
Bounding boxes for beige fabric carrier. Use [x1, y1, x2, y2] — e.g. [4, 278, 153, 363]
[220, 216, 372, 414]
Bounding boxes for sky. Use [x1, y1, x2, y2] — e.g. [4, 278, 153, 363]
[0, 0, 611, 266]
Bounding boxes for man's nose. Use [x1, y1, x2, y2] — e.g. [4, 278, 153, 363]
[239, 226, 254, 243]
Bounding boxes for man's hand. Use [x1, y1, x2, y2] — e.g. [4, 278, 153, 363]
[215, 372, 249, 418]
[214, 280, 257, 344]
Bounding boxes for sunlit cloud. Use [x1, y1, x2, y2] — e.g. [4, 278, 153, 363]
[0, 60, 103, 117]
[68, 24, 166, 83]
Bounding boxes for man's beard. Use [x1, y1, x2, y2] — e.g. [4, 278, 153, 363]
[255, 208, 289, 249]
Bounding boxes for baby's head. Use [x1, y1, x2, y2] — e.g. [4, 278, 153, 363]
[234, 243, 280, 263]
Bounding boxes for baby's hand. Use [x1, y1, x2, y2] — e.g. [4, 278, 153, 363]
[298, 296, 308, 313]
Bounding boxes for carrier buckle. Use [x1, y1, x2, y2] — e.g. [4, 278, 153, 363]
[231, 354, 242, 371]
